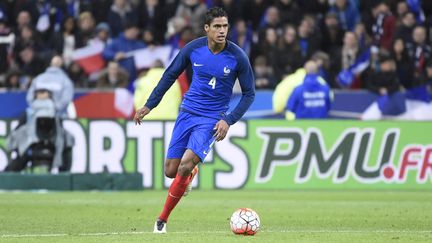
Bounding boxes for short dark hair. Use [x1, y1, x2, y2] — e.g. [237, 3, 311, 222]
[204, 7, 228, 26]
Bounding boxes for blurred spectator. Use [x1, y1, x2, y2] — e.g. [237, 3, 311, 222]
[394, 11, 416, 43]
[178, 26, 195, 47]
[138, 0, 167, 45]
[405, 25, 431, 88]
[96, 61, 129, 88]
[275, 0, 302, 26]
[13, 25, 44, 57]
[320, 12, 344, 53]
[229, 19, 253, 56]
[67, 61, 88, 88]
[273, 62, 310, 114]
[15, 45, 46, 81]
[396, 0, 410, 19]
[58, 0, 93, 19]
[364, 52, 400, 96]
[328, 0, 360, 31]
[142, 27, 157, 46]
[354, 22, 372, 49]
[102, 22, 146, 85]
[362, 52, 405, 119]
[75, 11, 95, 47]
[89, 22, 111, 46]
[297, 0, 328, 16]
[51, 16, 78, 67]
[107, 0, 138, 37]
[297, 17, 319, 60]
[303, 14, 322, 42]
[285, 60, 332, 120]
[391, 38, 412, 89]
[166, 16, 187, 49]
[331, 32, 361, 76]
[13, 10, 33, 35]
[0, 17, 14, 77]
[251, 27, 279, 73]
[4, 69, 22, 90]
[258, 6, 282, 32]
[134, 60, 181, 120]
[253, 55, 277, 90]
[90, 0, 113, 24]
[175, 0, 207, 36]
[275, 24, 302, 80]
[371, 1, 396, 51]
[311, 51, 331, 86]
[163, 0, 181, 20]
[240, 0, 271, 30]
[26, 55, 74, 118]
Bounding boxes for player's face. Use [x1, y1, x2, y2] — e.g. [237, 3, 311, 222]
[205, 17, 229, 44]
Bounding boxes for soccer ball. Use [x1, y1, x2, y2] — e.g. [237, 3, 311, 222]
[230, 208, 260, 235]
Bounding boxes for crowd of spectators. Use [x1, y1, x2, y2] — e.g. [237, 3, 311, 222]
[0, 0, 431, 94]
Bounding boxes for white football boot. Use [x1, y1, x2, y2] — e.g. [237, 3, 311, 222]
[153, 219, 167, 233]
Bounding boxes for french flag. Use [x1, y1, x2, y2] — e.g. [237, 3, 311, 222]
[72, 43, 106, 74]
[337, 47, 371, 87]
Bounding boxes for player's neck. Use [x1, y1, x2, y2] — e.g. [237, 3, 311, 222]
[207, 39, 226, 54]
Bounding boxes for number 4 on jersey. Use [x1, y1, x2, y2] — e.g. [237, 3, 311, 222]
[208, 77, 216, 89]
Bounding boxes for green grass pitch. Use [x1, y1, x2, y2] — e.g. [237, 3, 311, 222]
[0, 190, 431, 242]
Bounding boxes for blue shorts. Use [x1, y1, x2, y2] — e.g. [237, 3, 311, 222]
[166, 111, 218, 162]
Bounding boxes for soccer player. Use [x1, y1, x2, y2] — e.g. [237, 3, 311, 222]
[133, 7, 255, 233]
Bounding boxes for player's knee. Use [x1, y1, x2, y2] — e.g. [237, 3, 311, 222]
[164, 169, 176, 178]
[164, 159, 180, 178]
[177, 161, 194, 177]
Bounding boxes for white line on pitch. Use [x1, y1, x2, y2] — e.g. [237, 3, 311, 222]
[2, 230, 432, 238]
[1, 233, 68, 238]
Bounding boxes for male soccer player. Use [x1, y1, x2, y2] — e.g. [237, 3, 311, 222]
[133, 7, 255, 233]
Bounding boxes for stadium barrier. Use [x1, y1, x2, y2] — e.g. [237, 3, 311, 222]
[0, 89, 391, 119]
[0, 173, 142, 190]
[0, 119, 431, 190]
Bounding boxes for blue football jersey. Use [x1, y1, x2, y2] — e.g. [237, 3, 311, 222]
[145, 37, 255, 125]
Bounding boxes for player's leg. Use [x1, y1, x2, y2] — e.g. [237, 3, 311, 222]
[182, 164, 198, 197]
[154, 149, 201, 233]
[163, 111, 193, 178]
[164, 158, 180, 178]
[182, 116, 217, 196]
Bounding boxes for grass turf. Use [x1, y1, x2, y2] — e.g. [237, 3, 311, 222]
[0, 190, 431, 242]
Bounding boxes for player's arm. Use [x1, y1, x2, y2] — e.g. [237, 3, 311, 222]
[214, 52, 255, 141]
[224, 53, 255, 125]
[134, 47, 191, 124]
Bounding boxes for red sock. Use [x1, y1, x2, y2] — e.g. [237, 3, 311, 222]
[158, 173, 190, 222]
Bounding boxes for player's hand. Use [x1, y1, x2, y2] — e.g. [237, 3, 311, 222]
[379, 87, 388, 96]
[114, 52, 126, 61]
[134, 106, 150, 125]
[214, 120, 229, 142]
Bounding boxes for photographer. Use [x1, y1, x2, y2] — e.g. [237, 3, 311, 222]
[5, 56, 74, 172]
[26, 55, 74, 119]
